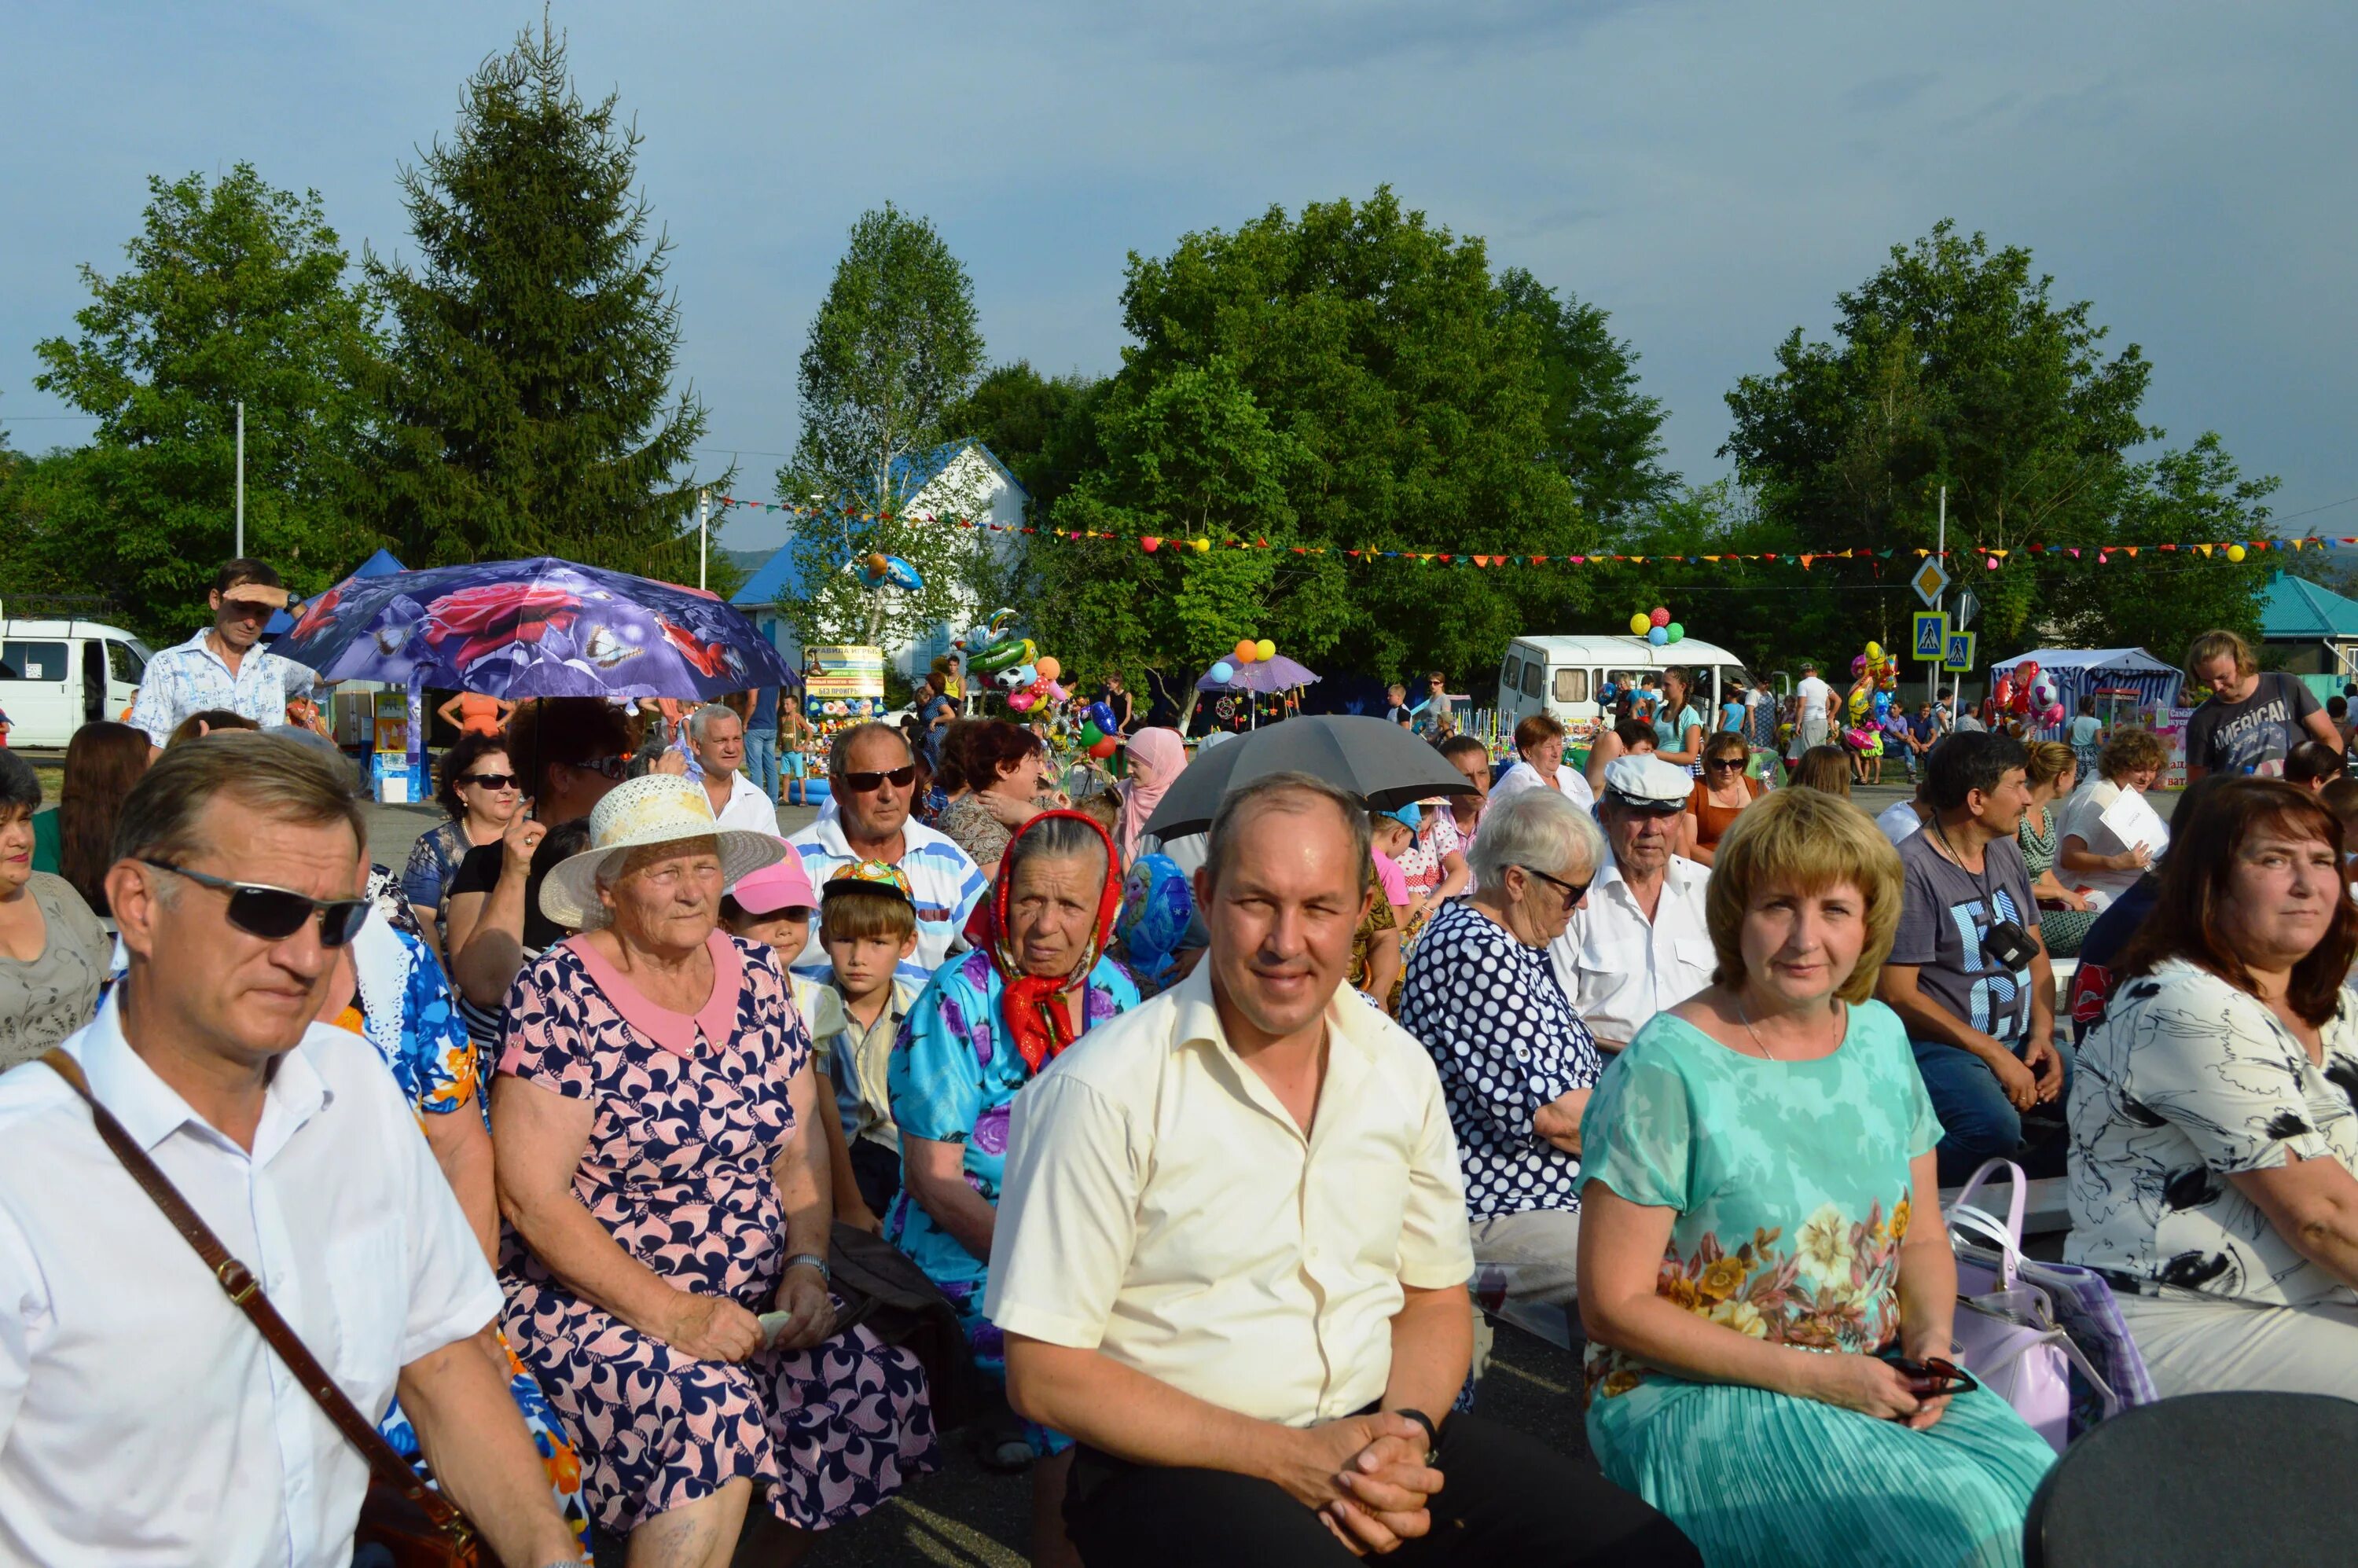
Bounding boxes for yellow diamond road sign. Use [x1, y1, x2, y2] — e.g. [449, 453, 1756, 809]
[1910, 557, 1950, 608]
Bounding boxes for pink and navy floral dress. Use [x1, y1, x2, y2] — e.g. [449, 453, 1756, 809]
[497, 931, 937, 1537]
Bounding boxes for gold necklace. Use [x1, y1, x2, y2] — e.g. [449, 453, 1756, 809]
[1734, 992, 1842, 1061]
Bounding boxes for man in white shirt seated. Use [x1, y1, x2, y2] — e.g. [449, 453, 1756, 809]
[0, 733, 579, 1568]
[1548, 755, 1714, 1052]
[686, 700, 782, 835]
[990, 772, 1695, 1567]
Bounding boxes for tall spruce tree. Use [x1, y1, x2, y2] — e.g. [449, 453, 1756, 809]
[368, 20, 723, 581]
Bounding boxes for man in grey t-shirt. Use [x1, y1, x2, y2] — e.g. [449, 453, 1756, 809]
[1875, 732, 2063, 1183]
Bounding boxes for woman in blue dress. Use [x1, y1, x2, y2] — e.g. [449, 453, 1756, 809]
[887, 811, 1139, 1553]
[1578, 787, 2055, 1567]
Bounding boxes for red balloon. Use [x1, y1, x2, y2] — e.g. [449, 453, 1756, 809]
[1649, 607, 1670, 627]
[1089, 736, 1118, 758]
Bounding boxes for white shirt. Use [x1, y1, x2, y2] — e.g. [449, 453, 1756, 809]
[1794, 676, 1832, 739]
[1489, 758, 1595, 814]
[784, 812, 988, 984]
[985, 967, 1474, 1427]
[1548, 850, 1715, 1047]
[707, 767, 780, 836]
[127, 630, 312, 748]
[1876, 799, 1926, 847]
[0, 997, 500, 1567]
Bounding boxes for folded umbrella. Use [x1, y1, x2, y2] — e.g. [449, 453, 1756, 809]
[1142, 714, 1476, 839]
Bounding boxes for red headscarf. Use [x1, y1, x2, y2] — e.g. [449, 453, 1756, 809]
[987, 810, 1123, 1074]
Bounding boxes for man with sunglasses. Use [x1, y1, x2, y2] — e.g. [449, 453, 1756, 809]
[1548, 755, 1715, 1054]
[0, 733, 583, 1566]
[782, 722, 987, 985]
[127, 559, 318, 756]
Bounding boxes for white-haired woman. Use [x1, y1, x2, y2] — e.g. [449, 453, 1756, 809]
[1398, 786, 1606, 1316]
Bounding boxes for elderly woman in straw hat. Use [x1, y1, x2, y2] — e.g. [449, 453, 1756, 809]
[491, 774, 936, 1563]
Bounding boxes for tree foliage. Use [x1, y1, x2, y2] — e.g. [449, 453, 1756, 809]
[24, 165, 384, 639]
[777, 204, 992, 648]
[1721, 220, 2272, 659]
[1024, 187, 1599, 697]
[943, 360, 1107, 520]
[366, 20, 722, 586]
[1497, 267, 1676, 525]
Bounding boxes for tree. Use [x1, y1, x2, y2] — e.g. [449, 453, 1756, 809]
[26, 165, 384, 639]
[943, 360, 1107, 520]
[368, 20, 724, 586]
[1024, 187, 1596, 696]
[1496, 268, 1676, 525]
[777, 204, 991, 648]
[1721, 220, 2272, 657]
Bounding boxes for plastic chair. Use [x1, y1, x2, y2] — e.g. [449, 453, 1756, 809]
[2023, 1390, 2358, 1567]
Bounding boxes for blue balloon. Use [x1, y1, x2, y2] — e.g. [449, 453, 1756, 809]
[1116, 854, 1196, 987]
[1210, 660, 1236, 683]
[883, 555, 924, 592]
[1647, 626, 1669, 647]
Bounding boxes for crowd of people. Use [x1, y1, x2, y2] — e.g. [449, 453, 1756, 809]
[5, 567, 2358, 1566]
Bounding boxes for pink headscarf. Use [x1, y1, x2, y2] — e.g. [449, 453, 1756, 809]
[1118, 727, 1188, 866]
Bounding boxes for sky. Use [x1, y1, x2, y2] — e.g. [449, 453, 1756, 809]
[3, 1, 2353, 555]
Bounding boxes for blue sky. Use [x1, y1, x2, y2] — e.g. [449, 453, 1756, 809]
[3, 2, 2352, 553]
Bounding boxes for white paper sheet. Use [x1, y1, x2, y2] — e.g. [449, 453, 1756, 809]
[2098, 788, 2168, 855]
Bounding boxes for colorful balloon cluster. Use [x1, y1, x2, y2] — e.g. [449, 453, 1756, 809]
[1209, 636, 1280, 685]
[854, 553, 925, 592]
[1846, 641, 1904, 725]
[1992, 659, 2064, 727]
[1075, 700, 1121, 759]
[1626, 605, 1684, 648]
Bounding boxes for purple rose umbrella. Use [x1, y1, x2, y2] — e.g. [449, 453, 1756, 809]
[1195, 654, 1320, 693]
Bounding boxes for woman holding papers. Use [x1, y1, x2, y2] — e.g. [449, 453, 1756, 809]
[2055, 730, 2169, 909]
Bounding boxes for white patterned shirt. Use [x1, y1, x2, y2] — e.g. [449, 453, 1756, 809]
[127, 630, 313, 747]
[782, 814, 987, 985]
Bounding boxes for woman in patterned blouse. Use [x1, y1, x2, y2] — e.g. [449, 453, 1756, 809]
[2068, 778, 2358, 1401]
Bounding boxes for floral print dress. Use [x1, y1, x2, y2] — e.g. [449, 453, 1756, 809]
[1578, 1000, 2055, 1568]
[497, 933, 937, 1536]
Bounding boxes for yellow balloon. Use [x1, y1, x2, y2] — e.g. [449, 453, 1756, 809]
[2226, 544, 2247, 563]
[1191, 537, 1211, 554]
[1254, 638, 1276, 663]
[1629, 612, 1651, 635]
[1864, 641, 1884, 660]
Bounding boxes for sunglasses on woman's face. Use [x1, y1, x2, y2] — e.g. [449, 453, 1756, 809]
[1517, 865, 1591, 905]
[138, 860, 373, 946]
[1706, 758, 1745, 773]
[841, 765, 916, 793]
[460, 772, 518, 791]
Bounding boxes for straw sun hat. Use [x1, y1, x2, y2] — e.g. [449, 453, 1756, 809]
[539, 773, 788, 931]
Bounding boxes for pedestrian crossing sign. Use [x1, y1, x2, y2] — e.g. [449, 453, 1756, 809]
[1942, 631, 1978, 674]
[1912, 611, 1948, 662]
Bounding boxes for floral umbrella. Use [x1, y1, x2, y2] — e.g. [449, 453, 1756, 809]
[274, 556, 795, 701]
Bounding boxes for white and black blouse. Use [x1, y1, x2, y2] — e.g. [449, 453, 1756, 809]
[2066, 957, 2358, 1306]
[1397, 898, 1601, 1219]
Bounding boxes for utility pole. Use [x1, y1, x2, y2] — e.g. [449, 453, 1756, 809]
[234, 402, 245, 557]
[1932, 484, 1945, 714]
[699, 487, 710, 592]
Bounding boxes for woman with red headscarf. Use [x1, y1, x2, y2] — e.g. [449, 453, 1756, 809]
[886, 813, 1140, 1539]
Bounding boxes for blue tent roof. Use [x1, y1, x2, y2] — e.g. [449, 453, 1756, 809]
[2261, 571, 2358, 640]
[266, 547, 406, 633]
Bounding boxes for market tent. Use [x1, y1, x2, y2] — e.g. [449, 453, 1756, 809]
[1988, 648, 2183, 717]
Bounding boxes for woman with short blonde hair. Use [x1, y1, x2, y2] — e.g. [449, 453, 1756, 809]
[1578, 788, 2052, 1562]
[2017, 740, 2096, 956]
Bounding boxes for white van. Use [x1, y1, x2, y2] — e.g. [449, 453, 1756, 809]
[1495, 634, 1752, 742]
[0, 619, 152, 748]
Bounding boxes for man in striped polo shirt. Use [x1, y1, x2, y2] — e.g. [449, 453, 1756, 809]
[784, 722, 987, 985]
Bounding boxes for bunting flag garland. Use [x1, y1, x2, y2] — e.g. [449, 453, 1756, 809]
[714, 496, 2326, 574]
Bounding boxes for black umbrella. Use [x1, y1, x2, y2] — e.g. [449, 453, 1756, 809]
[1143, 715, 1478, 839]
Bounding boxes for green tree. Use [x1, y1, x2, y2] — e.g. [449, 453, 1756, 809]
[368, 20, 724, 586]
[943, 361, 1107, 520]
[27, 165, 384, 639]
[1496, 267, 1676, 525]
[777, 204, 991, 648]
[1721, 220, 2271, 658]
[1026, 187, 1594, 696]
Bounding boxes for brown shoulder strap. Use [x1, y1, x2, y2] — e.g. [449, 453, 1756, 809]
[39, 1048, 468, 1536]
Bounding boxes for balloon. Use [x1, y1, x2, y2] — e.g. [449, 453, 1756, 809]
[1087, 701, 1120, 734]
[1045, 681, 1068, 702]
[2227, 544, 2247, 563]
[1079, 723, 1104, 747]
[1864, 641, 1884, 661]
[994, 663, 1038, 694]
[1210, 660, 1236, 683]
[1141, 537, 1162, 553]
[1008, 691, 1036, 713]
[972, 637, 1035, 675]
[1650, 607, 1670, 628]
[1647, 626, 1669, 647]
[1629, 612, 1651, 636]
[1089, 736, 1120, 759]
[986, 607, 1019, 635]
[1191, 538, 1210, 554]
[881, 555, 924, 591]
[1235, 639, 1258, 664]
[1666, 622, 1684, 643]
[1254, 638, 1276, 663]
[1993, 676, 2015, 711]
[1034, 655, 1061, 681]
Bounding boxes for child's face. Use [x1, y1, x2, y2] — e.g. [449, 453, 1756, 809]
[732, 908, 813, 955]
[825, 929, 919, 997]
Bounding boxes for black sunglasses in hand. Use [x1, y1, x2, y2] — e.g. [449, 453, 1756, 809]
[138, 861, 374, 947]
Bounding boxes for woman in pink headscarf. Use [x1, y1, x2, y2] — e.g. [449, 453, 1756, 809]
[1116, 727, 1188, 868]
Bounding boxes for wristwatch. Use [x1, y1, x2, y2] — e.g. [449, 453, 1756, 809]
[1394, 1407, 1442, 1467]
[784, 1252, 831, 1284]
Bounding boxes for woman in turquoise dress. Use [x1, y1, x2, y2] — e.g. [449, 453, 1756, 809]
[1578, 788, 2054, 1568]
[887, 810, 1139, 1551]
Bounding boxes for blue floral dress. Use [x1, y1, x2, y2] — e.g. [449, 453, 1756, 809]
[1579, 1001, 2055, 1567]
[886, 948, 1139, 1405]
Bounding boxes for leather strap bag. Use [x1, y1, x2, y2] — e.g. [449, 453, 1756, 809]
[41, 1048, 484, 1566]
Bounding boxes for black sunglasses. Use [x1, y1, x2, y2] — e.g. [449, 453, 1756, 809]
[139, 860, 373, 946]
[1875, 1347, 1981, 1399]
[567, 755, 628, 780]
[841, 765, 916, 793]
[1516, 865, 1591, 905]
[1705, 758, 1746, 772]
[459, 772, 519, 791]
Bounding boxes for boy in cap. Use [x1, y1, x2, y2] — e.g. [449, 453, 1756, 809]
[817, 861, 925, 1221]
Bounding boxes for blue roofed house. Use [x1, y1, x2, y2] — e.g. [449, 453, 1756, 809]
[2260, 569, 2358, 693]
[732, 438, 1029, 685]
